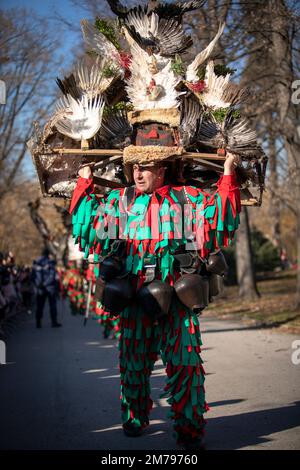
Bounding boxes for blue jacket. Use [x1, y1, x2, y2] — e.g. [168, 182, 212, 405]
[32, 256, 58, 294]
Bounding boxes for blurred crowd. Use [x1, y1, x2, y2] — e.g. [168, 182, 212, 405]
[59, 260, 120, 339]
[0, 251, 33, 334]
[0, 249, 120, 338]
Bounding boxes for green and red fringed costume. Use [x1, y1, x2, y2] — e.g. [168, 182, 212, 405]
[95, 303, 121, 339]
[62, 260, 120, 337]
[70, 173, 241, 441]
[84, 263, 121, 339]
[62, 263, 85, 315]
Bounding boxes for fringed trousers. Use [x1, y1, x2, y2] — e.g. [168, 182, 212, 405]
[119, 297, 208, 441]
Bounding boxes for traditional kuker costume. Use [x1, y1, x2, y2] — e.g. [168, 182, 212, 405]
[29, 0, 267, 449]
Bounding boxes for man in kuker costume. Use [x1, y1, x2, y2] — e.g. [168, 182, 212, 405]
[69, 151, 240, 449]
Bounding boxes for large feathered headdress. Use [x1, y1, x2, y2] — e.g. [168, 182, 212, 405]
[29, 0, 267, 203]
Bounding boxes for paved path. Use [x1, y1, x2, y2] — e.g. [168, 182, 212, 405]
[0, 300, 299, 450]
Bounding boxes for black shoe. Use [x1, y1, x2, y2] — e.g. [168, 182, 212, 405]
[183, 436, 205, 450]
[122, 421, 143, 437]
[178, 433, 205, 450]
[52, 322, 62, 328]
[36, 322, 42, 329]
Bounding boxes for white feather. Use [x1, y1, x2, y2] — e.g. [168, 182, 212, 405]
[81, 20, 123, 76]
[126, 50, 182, 110]
[186, 23, 225, 82]
[122, 25, 169, 71]
[123, 22, 181, 110]
[76, 58, 114, 96]
[55, 94, 105, 140]
[126, 11, 159, 38]
[200, 60, 232, 109]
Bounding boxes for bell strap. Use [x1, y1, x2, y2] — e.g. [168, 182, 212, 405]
[143, 255, 158, 283]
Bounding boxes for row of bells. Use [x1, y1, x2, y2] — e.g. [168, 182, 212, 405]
[94, 251, 228, 318]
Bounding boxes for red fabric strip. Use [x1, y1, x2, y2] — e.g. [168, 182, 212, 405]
[69, 177, 94, 214]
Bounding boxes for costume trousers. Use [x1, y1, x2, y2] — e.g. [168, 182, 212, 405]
[119, 297, 207, 440]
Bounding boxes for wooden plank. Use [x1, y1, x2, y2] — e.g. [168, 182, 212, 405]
[93, 176, 126, 189]
[46, 148, 226, 161]
[51, 148, 123, 156]
[183, 153, 225, 161]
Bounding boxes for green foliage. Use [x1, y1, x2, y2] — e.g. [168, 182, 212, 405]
[171, 55, 185, 75]
[103, 102, 133, 117]
[214, 64, 236, 77]
[196, 66, 206, 81]
[196, 63, 236, 81]
[223, 228, 281, 285]
[251, 228, 281, 273]
[102, 63, 118, 78]
[211, 108, 241, 123]
[95, 17, 120, 50]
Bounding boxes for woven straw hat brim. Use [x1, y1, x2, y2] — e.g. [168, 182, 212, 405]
[123, 145, 184, 165]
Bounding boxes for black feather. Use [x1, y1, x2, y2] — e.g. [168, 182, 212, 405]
[106, 0, 129, 18]
[55, 73, 81, 101]
[124, 24, 160, 54]
[124, 16, 193, 56]
[179, 97, 203, 147]
[107, 0, 205, 23]
[94, 110, 132, 149]
[155, 1, 206, 21]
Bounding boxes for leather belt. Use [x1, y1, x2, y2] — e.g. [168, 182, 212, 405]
[143, 251, 201, 281]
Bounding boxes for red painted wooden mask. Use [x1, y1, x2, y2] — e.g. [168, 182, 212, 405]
[134, 123, 177, 147]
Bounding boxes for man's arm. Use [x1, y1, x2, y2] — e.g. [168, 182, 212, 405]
[69, 166, 94, 215]
[192, 151, 241, 257]
[70, 165, 122, 260]
[223, 152, 238, 176]
[70, 166, 100, 258]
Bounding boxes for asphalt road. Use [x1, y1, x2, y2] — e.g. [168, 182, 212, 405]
[0, 299, 300, 450]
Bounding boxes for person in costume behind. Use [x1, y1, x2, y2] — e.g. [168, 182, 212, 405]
[70, 151, 240, 449]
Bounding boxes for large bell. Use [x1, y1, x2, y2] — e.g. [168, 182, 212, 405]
[206, 250, 228, 275]
[102, 277, 134, 313]
[94, 276, 106, 302]
[99, 256, 124, 281]
[136, 280, 174, 319]
[174, 274, 209, 314]
[208, 274, 223, 299]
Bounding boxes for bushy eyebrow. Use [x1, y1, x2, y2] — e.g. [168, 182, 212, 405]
[133, 165, 157, 171]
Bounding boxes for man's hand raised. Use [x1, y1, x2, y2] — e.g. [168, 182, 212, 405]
[78, 165, 92, 179]
[224, 151, 240, 175]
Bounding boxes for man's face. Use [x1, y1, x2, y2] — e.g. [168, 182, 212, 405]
[133, 163, 165, 193]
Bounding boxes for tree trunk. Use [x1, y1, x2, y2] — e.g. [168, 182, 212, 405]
[270, 0, 300, 308]
[28, 199, 58, 258]
[268, 127, 281, 248]
[235, 207, 260, 299]
[293, 168, 300, 309]
[28, 199, 71, 266]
